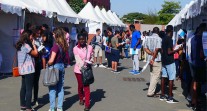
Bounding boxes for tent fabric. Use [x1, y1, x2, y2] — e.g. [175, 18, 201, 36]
[101, 8, 117, 26]
[87, 22, 103, 34]
[107, 10, 121, 26]
[1, 0, 83, 23]
[78, 2, 102, 23]
[0, 0, 24, 16]
[94, 6, 113, 26]
[112, 12, 126, 27]
[0, 12, 18, 73]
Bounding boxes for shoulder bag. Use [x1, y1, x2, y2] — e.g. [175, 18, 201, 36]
[42, 45, 64, 86]
[80, 45, 94, 86]
[12, 51, 27, 77]
[42, 65, 59, 86]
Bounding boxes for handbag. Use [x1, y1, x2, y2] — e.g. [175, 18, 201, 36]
[80, 45, 94, 86]
[12, 51, 27, 77]
[42, 65, 59, 86]
[42, 44, 64, 86]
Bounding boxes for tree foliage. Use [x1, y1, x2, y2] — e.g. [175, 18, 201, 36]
[121, 1, 181, 25]
[122, 12, 147, 24]
[158, 1, 181, 25]
[67, 0, 85, 13]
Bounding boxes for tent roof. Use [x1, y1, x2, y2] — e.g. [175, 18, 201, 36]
[0, 0, 25, 16]
[0, 0, 83, 23]
[101, 8, 117, 26]
[107, 10, 121, 26]
[112, 12, 126, 27]
[94, 6, 113, 25]
[78, 2, 103, 23]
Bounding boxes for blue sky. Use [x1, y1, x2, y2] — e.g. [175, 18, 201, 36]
[111, 0, 191, 17]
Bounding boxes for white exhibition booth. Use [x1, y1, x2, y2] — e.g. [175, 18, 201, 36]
[0, 0, 126, 73]
[168, 0, 207, 31]
[167, 0, 207, 43]
[0, 0, 85, 73]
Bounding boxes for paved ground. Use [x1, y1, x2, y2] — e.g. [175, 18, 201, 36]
[0, 58, 194, 111]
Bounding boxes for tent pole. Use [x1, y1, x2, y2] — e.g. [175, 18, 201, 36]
[22, 9, 25, 29]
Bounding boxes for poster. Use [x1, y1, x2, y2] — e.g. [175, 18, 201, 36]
[70, 27, 77, 40]
[202, 32, 207, 57]
[12, 29, 21, 46]
[130, 48, 139, 55]
[177, 29, 185, 38]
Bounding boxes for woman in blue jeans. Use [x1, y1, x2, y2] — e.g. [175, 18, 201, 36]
[48, 28, 69, 111]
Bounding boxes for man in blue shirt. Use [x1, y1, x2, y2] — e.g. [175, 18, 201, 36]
[189, 23, 206, 110]
[129, 24, 141, 75]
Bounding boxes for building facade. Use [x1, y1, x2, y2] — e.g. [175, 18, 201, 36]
[83, 0, 110, 10]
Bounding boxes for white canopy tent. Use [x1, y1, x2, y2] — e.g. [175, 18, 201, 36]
[78, 2, 102, 23]
[0, 0, 85, 73]
[101, 8, 118, 26]
[0, 0, 24, 16]
[78, 2, 103, 34]
[107, 10, 122, 27]
[112, 12, 126, 27]
[94, 6, 113, 26]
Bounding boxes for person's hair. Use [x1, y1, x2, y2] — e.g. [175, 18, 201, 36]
[153, 27, 160, 34]
[42, 24, 49, 29]
[115, 30, 120, 35]
[77, 33, 87, 40]
[159, 31, 165, 38]
[41, 31, 50, 47]
[107, 27, 112, 32]
[166, 25, 173, 33]
[16, 30, 33, 51]
[53, 27, 68, 52]
[198, 23, 207, 33]
[63, 27, 69, 33]
[103, 30, 108, 36]
[96, 28, 101, 32]
[80, 28, 88, 40]
[129, 24, 135, 29]
[25, 23, 32, 30]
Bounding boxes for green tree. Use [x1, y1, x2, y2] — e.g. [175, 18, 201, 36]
[67, 0, 85, 13]
[143, 10, 159, 24]
[158, 1, 181, 25]
[122, 12, 147, 24]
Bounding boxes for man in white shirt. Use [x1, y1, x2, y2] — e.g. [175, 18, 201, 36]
[144, 27, 162, 97]
[91, 29, 106, 68]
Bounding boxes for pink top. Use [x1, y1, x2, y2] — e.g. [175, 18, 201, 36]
[73, 45, 93, 74]
[65, 33, 70, 46]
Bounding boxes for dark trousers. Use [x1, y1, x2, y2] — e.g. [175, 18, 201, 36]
[20, 73, 34, 109]
[75, 73, 90, 108]
[106, 52, 112, 67]
[33, 65, 41, 101]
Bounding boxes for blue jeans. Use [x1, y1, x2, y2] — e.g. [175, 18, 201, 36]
[124, 49, 128, 58]
[162, 63, 176, 80]
[48, 63, 65, 109]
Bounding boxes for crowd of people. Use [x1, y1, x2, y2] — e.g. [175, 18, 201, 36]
[142, 24, 207, 111]
[14, 22, 207, 111]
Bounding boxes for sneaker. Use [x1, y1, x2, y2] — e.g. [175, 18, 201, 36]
[186, 95, 192, 102]
[131, 70, 140, 75]
[99, 64, 106, 68]
[111, 70, 114, 73]
[107, 67, 111, 69]
[159, 95, 167, 101]
[48, 109, 55, 111]
[129, 70, 134, 74]
[105, 58, 107, 61]
[166, 97, 179, 103]
[57, 108, 63, 111]
[114, 70, 120, 74]
[94, 64, 98, 68]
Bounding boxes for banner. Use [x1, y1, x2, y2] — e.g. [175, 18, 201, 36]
[202, 32, 207, 57]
